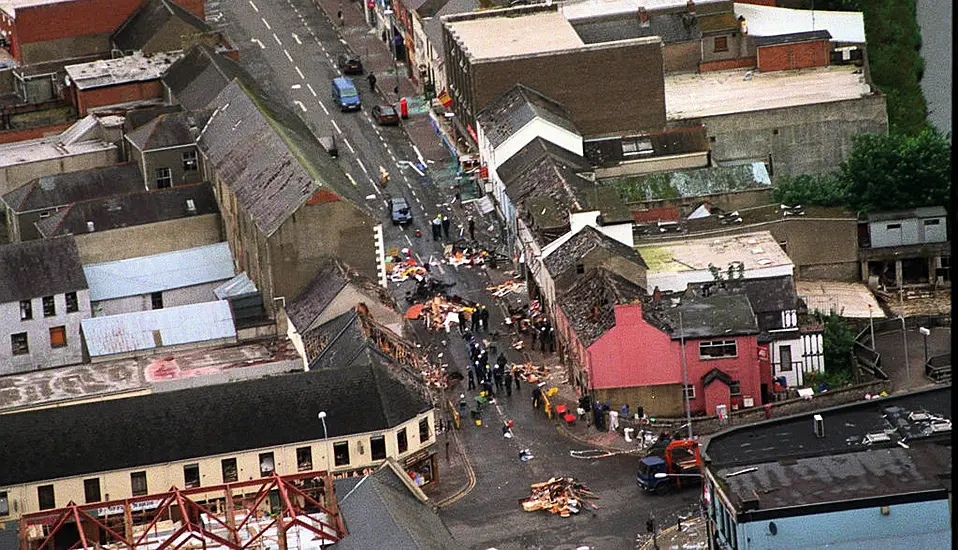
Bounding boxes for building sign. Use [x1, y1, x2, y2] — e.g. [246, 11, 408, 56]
[402, 448, 432, 467]
[95, 499, 162, 518]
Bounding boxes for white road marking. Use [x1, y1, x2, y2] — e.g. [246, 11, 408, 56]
[318, 100, 329, 115]
[412, 145, 426, 166]
[342, 138, 356, 154]
[261, 17, 271, 30]
[307, 83, 317, 96]
[356, 158, 369, 174]
[294, 100, 307, 112]
[291, 84, 302, 89]
[389, 153, 397, 162]
[249, 0, 258, 12]
[410, 189, 417, 197]
[251, 38, 265, 49]
[404, 234, 413, 247]
[292, 32, 302, 45]
[339, 39, 348, 45]
[345, 172, 359, 188]
[272, 33, 282, 45]
[295, 66, 305, 79]
[284, 49, 294, 63]
[331, 120, 342, 134]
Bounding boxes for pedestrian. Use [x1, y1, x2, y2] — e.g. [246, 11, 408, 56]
[493, 364, 503, 391]
[532, 386, 542, 409]
[530, 319, 540, 348]
[431, 215, 442, 241]
[496, 353, 507, 370]
[503, 369, 513, 397]
[593, 401, 605, 431]
[513, 364, 522, 392]
[471, 306, 481, 333]
[441, 215, 451, 240]
[540, 320, 554, 353]
[478, 305, 489, 332]
[467, 364, 476, 390]
[468, 217, 476, 241]
[337, 9, 343, 25]
[621, 403, 630, 419]
[367, 72, 377, 92]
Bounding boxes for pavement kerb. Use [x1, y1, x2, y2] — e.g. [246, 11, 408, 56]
[434, 428, 477, 508]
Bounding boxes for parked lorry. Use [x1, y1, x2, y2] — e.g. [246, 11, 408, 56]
[636, 438, 702, 494]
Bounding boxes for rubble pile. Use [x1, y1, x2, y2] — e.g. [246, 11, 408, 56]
[389, 255, 427, 282]
[513, 362, 549, 383]
[521, 477, 599, 518]
[487, 280, 525, 298]
[418, 295, 474, 332]
[446, 247, 489, 267]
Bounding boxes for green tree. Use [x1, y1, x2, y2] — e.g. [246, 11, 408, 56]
[771, 172, 847, 207]
[819, 312, 857, 375]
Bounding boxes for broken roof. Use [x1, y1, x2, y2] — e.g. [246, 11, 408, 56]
[163, 44, 258, 110]
[602, 162, 770, 202]
[126, 110, 205, 150]
[64, 52, 181, 90]
[2, 163, 143, 213]
[113, 0, 211, 53]
[197, 80, 368, 237]
[496, 137, 588, 189]
[35, 183, 219, 237]
[659, 293, 759, 339]
[477, 84, 579, 150]
[685, 275, 796, 315]
[0, 236, 87, 303]
[286, 258, 349, 330]
[753, 29, 831, 47]
[559, 268, 646, 347]
[544, 225, 647, 278]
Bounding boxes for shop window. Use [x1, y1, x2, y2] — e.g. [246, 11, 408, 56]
[296, 447, 313, 472]
[683, 384, 696, 400]
[222, 458, 238, 483]
[397, 428, 408, 454]
[714, 36, 729, 52]
[151, 292, 164, 310]
[183, 464, 200, 488]
[11, 332, 28, 356]
[131, 471, 148, 496]
[699, 340, 737, 359]
[37, 485, 55, 510]
[155, 167, 172, 188]
[182, 150, 198, 171]
[0, 492, 8, 516]
[333, 442, 350, 466]
[19, 299, 32, 320]
[729, 381, 742, 396]
[65, 292, 79, 313]
[49, 326, 67, 348]
[259, 452, 275, 477]
[84, 478, 101, 503]
[370, 436, 387, 461]
[42, 295, 55, 317]
[419, 418, 431, 443]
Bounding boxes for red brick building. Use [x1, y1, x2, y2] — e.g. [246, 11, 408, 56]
[756, 30, 831, 72]
[65, 52, 179, 116]
[555, 269, 764, 417]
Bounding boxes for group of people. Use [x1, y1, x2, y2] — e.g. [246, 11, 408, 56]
[529, 317, 555, 354]
[431, 214, 453, 241]
[465, 333, 521, 399]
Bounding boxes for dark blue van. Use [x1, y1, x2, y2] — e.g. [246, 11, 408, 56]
[331, 77, 361, 111]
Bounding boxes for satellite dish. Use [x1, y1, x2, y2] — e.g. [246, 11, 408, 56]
[768, 522, 778, 536]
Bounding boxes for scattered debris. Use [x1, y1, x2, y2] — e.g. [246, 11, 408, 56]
[519, 449, 534, 462]
[487, 280, 525, 298]
[513, 362, 549, 384]
[521, 477, 599, 517]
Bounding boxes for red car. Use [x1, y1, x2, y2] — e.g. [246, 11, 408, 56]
[371, 104, 400, 126]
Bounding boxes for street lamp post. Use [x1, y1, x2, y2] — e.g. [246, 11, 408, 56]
[867, 304, 875, 347]
[899, 316, 910, 390]
[318, 411, 331, 475]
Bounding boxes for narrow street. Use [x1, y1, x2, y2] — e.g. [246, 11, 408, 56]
[208, 1, 701, 547]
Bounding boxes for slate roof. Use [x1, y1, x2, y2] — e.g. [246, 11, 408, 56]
[113, 0, 211, 52]
[496, 137, 588, 188]
[0, 362, 432, 486]
[686, 276, 796, 315]
[83, 242, 234, 301]
[125, 104, 183, 130]
[198, 80, 369, 236]
[570, 11, 700, 45]
[286, 258, 349, 329]
[163, 44, 258, 111]
[558, 268, 646, 348]
[0, 236, 88, 303]
[126, 110, 204, 151]
[476, 84, 579, 150]
[543, 225, 647, 277]
[753, 29, 831, 47]
[335, 465, 458, 550]
[35, 183, 219, 237]
[643, 293, 759, 340]
[1, 163, 143, 213]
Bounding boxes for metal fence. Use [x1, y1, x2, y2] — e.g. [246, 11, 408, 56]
[853, 314, 950, 381]
[925, 353, 951, 383]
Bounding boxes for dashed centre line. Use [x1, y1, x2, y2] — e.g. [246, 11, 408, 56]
[295, 66, 305, 79]
[292, 33, 302, 45]
[318, 100, 329, 115]
[261, 17, 271, 30]
[331, 120, 342, 134]
[342, 138, 356, 154]
[272, 33, 282, 45]
[356, 158, 369, 174]
[307, 83, 317, 96]
[284, 49, 294, 63]
[249, 0, 258, 12]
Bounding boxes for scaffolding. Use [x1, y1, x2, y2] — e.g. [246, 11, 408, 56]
[19, 472, 345, 550]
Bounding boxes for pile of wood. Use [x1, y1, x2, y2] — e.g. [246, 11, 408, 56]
[521, 477, 598, 518]
[487, 280, 525, 298]
[514, 362, 549, 383]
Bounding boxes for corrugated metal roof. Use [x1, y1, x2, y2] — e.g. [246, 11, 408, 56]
[81, 301, 236, 358]
[213, 272, 257, 299]
[84, 242, 234, 301]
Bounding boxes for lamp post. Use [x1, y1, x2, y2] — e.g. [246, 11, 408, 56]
[919, 327, 930, 367]
[899, 316, 910, 390]
[318, 411, 331, 475]
[867, 304, 875, 347]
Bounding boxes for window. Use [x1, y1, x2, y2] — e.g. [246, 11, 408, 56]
[84, 478, 101, 503]
[370, 436, 387, 460]
[221, 458, 238, 483]
[699, 340, 737, 359]
[729, 381, 742, 396]
[49, 326, 67, 348]
[259, 452, 275, 477]
[183, 464, 200, 488]
[713, 36, 729, 52]
[131, 471, 148, 496]
[296, 447, 313, 472]
[419, 418, 431, 442]
[155, 167, 173, 188]
[779, 345, 793, 372]
[621, 137, 653, 156]
[397, 428, 408, 454]
[0, 492, 8, 516]
[151, 292, 164, 310]
[19, 299, 32, 320]
[42, 295, 55, 317]
[182, 150, 198, 171]
[683, 384, 696, 400]
[886, 223, 902, 230]
[924, 219, 941, 225]
[575, 263, 585, 274]
[11, 332, 28, 355]
[333, 442, 350, 466]
[38, 485, 55, 510]
[65, 292, 79, 313]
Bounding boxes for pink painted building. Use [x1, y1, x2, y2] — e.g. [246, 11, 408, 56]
[555, 269, 764, 417]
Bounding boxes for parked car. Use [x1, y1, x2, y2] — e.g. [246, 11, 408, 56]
[390, 197, 412, 225]
[337, 54, 363, 75]
[372, 104, 400, 126]
[331, 77, 361, 111]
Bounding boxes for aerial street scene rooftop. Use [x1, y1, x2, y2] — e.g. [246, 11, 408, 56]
[0, 0, 950, 549]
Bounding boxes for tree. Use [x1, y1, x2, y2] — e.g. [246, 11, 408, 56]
[819, 312, 857, 374]
[772, 172, 847, 207]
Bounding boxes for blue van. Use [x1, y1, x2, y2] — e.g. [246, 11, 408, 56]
[331, 77, 361, 111]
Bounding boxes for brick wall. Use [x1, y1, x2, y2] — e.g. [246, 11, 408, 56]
[699, 56, 756, 72]
[758, 40, 830, 72]
[75, 80, 164, 116]
[0, 123, 72, 144]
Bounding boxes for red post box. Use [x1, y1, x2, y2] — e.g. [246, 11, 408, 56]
[399, 98, 408, 119]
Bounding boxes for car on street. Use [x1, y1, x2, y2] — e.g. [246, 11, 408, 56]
[390, 197, 412, 225]
[372, 104, 400, 126]
[331, 77, 361, 111]
[336, 54, 363, 75]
